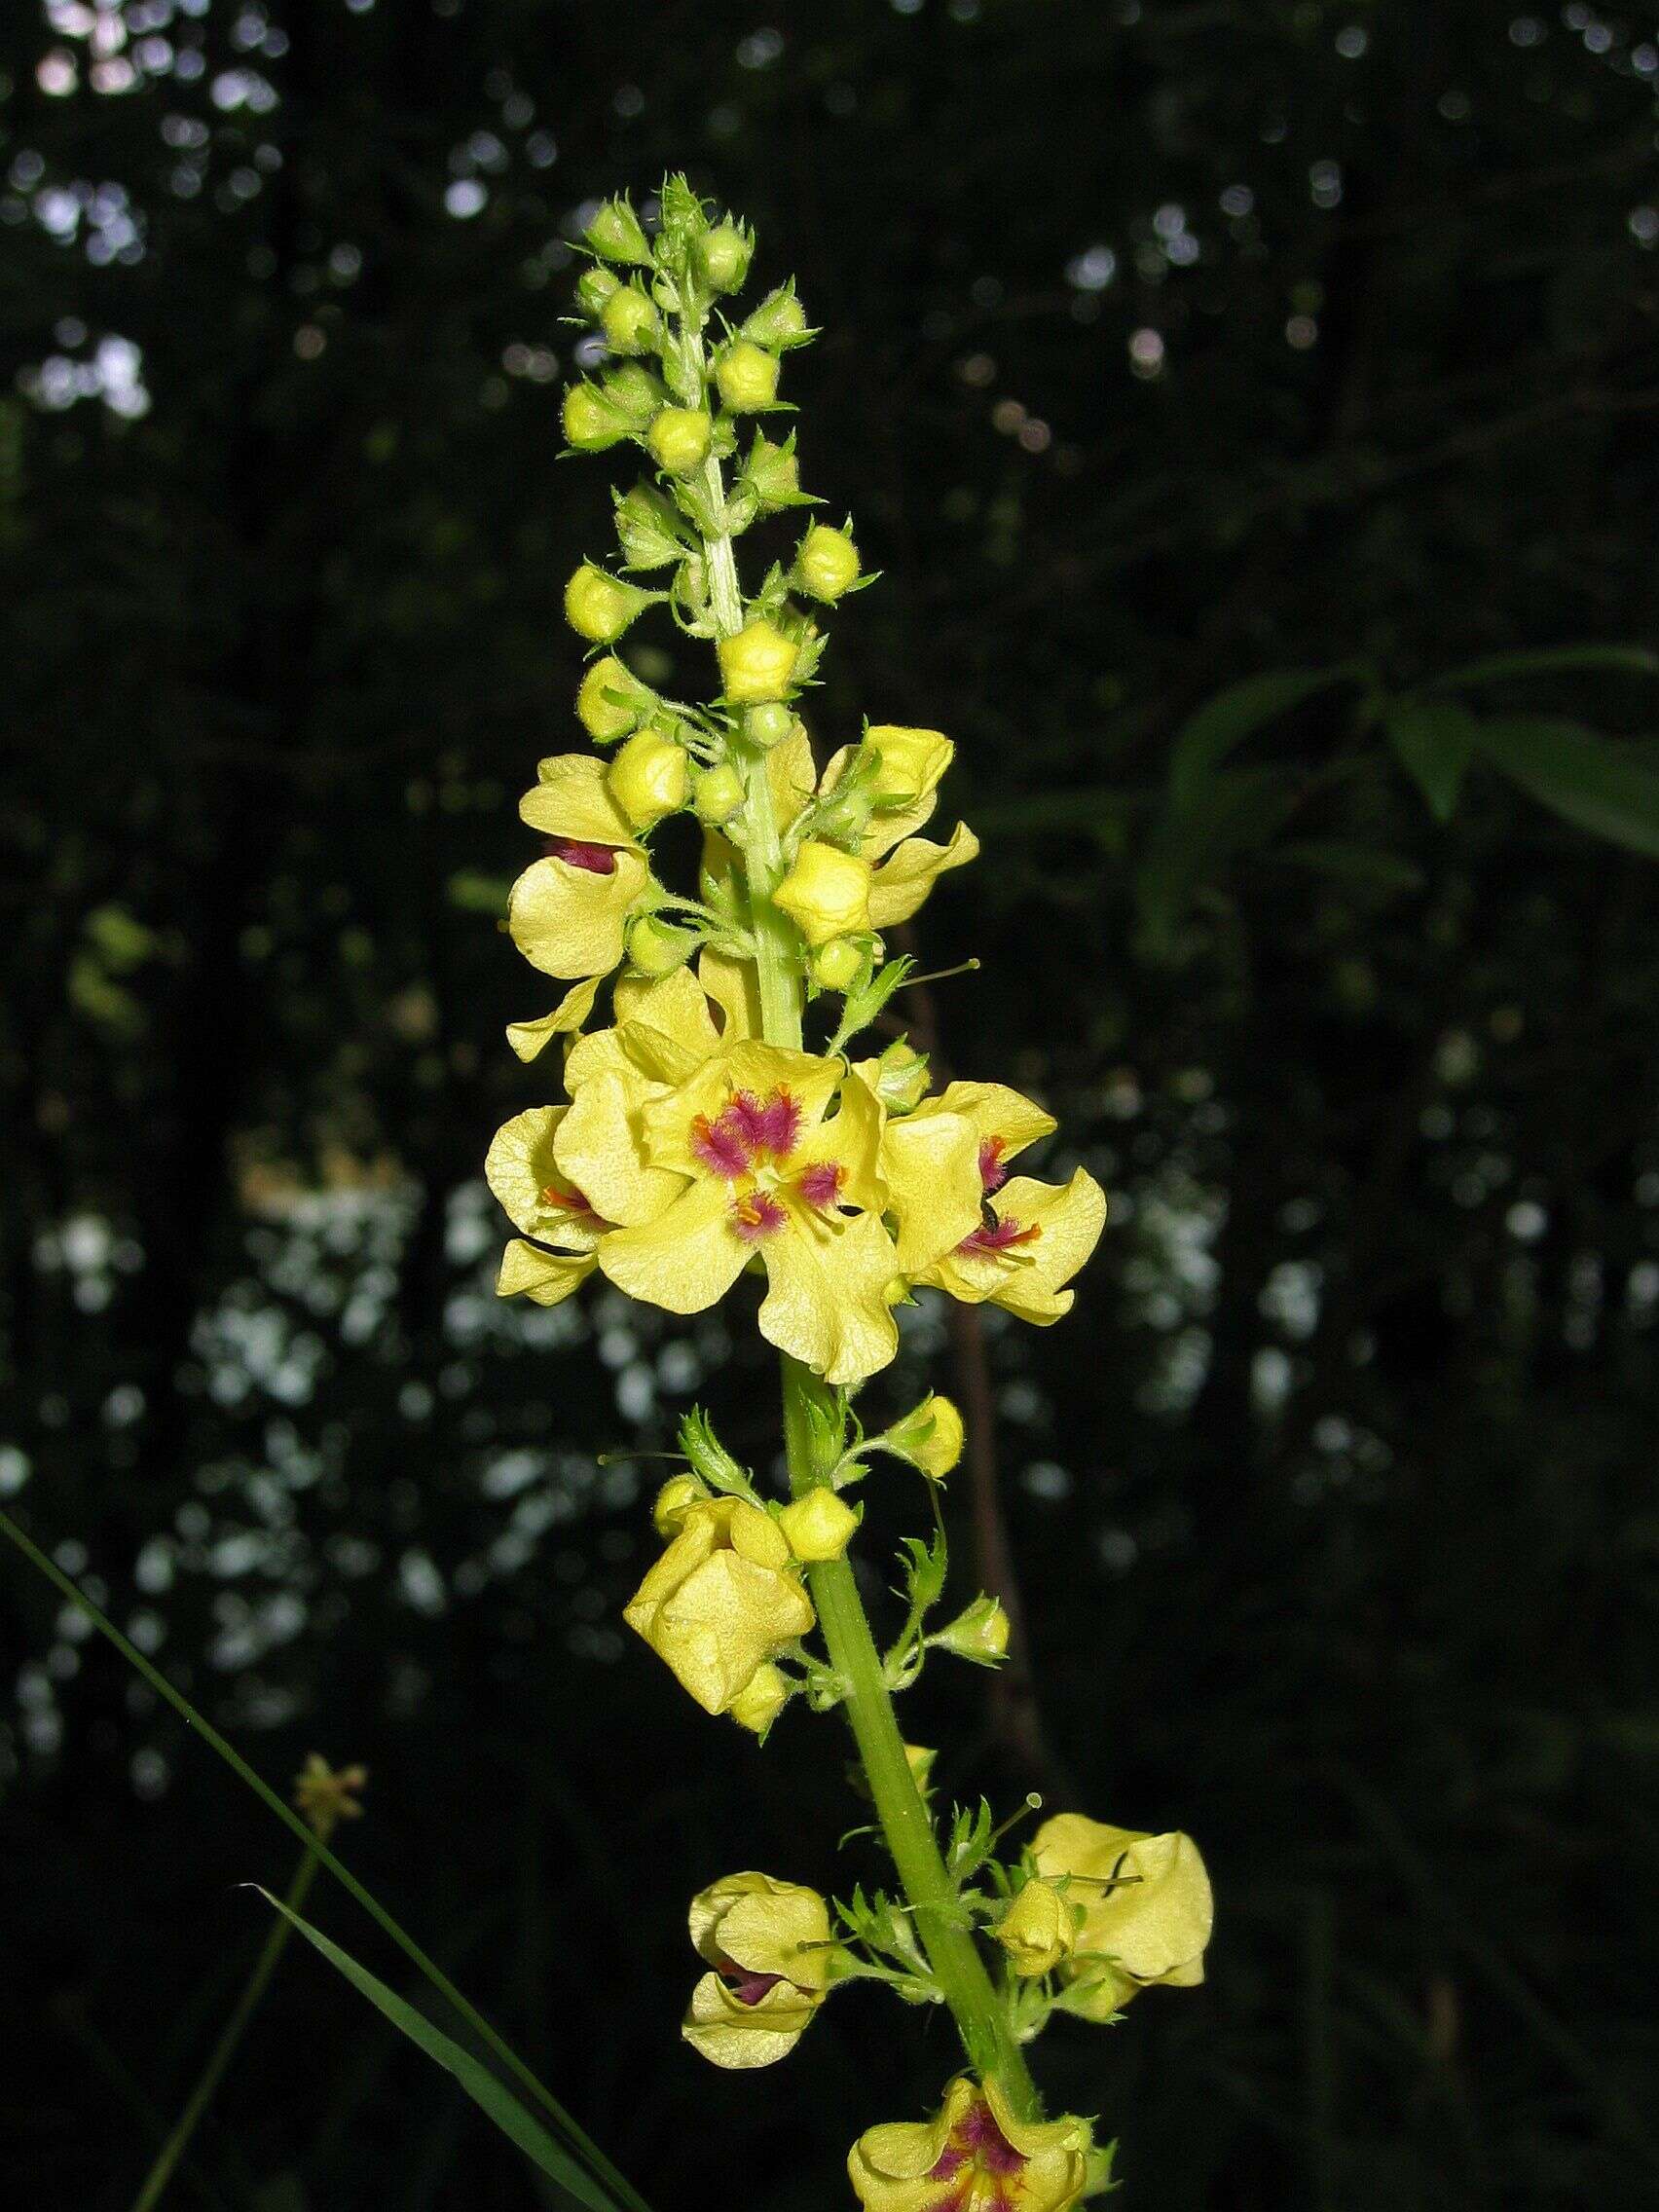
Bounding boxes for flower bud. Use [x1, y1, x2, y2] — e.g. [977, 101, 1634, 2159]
[772, 840, 873, 947]
[600, 282, 660, 355]
[777, 1488, 860, 1563]
[575, 654, 650, 743]
[864, 723, 953, 807]
[613, 483, 686, 571]
[727, 1662, 792, 1735]
[811, 937, 864, 992]
[627, 913, 696, 976]
[562, 382, 630, 452]
[692, 763, 745, 826]
[741, 285, 809, 350]
[995, 1880, 1076, 1979]
[647, 406, 714, 476]
[584, 196, 651, 265]
[744, 701, 795, 749]
[793, 523, 862, 603]
[608, 726, 690, 827]
[869, 1038, 931, 1115]
[576, 266, 620, 317]
[738, 433, 809, 514]
[933, 1593, 1010, 1663]
[604, 361, 667, 425]
[717, 619, 799, 703]
[699, 221, 754, 293]
[653, 1473, 708, 1536]
[564, 563, 651, 644]
[882, 1393, 964, 1481]
[716, 340, 782, 412]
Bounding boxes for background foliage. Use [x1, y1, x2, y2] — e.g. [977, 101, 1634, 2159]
[3, 2, 1658, 2206]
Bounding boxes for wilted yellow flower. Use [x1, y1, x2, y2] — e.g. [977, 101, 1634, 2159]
[864, 724, 953, 809]
[509, 755, 653, 980]
[596, 1041, 903, 1384]
[576, 653, 651, 743]
[849, 2078, 1092, 2212]
[728, 1661, 793, 1735]
[772, 840, 874, 947]
[1032, 1814, 1213, 2017]
[623, 1497, 813, 1715]
[486, 1104, 610, 1309]
[652, 1473, 707, 1535]
[777, 1486, 860, 1562]
[293, 1753, 367, 1841]
[995, 1880, 1075, 1978]
[683, 1872, 832, 2067]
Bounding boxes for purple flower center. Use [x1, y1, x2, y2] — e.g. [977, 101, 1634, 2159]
[545, 836, 619, 876]
[927, 2094, 1027, 2209]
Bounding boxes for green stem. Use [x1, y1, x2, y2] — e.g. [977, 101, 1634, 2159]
[130, 1843, 321, 2212]
[675, 275, 1039, 2117]
[0, 1507, 654, 2212]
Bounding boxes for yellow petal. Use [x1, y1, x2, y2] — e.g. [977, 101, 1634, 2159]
[759, 1207, 901, 1385]
[599, 1176, 753, 1312]
[640, 1043, 841, 1176]
[611, 965, 723, 1059]
[929, 1080, 1056, 1161]
[505, 976, 603, 1061]
[552, 1069, 683, 1227]
[768, 721, 819, 829]
[793, 1068, 887, 1214]
[682, 1971, 814, 2069]
[508, 848, 650, 978]
[698, 947, 763, 1042]
[822, 742, 942, 860]
[925, 1169, 1106, 1322]
[495, 1239, 596, 1307]
[879, 1106, 983, 1272]
[518, 753, 640, 845]
[484, 1107, 603, 1245]
[866, 821, 978, 928]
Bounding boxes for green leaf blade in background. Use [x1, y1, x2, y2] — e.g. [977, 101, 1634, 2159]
[1166, 667, 1357, 810]
[1386, 699, 1480, 825]
[1471, 716, 1659, 861]
[250, 1891, 623, 2212]
[1428, 644, 1659, 691]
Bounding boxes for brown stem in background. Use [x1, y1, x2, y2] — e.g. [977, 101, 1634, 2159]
[895, 932, 1068, 1795]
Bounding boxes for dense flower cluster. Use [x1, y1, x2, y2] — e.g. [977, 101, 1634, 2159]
[484, 179, 1210, 2202]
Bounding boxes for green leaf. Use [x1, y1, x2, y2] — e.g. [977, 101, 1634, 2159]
[250, 1891, 623, 2212]
[1273, 840, 1425, 894]
[1471, 717, 1659, 861]
[1428, 644, 1659, 691]
[1385, 699, 1478, 824]
[1134, 763, 1302, 953]
[1167, 668, 1355, 809]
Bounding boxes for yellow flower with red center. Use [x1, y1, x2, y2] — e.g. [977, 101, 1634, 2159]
[508, 754, 657, 980]
[849, 2078, 1093, 2212]
[485, 1103, 613, 1308]
[682, 1872, 834, 2067]
[817, 728, 980, 928]
[623, 1496, 814, 1715]
[595, 1038, 903, 1384]
[1031, 1814, 1213, 2017]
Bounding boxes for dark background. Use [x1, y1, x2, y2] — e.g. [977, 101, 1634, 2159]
[3, 2, 1658, 2207]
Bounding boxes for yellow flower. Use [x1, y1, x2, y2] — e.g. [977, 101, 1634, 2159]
[821, 738, 979, 926]
[778, 1486, 860, 1562]
[293, 1752, 367, 1841]
[608, 727, 690, 828]
[773, 839, 874, 946]
[881, 1081, 1058, 1272]
[849, 2078, 1092, 2212]
[995, 1880, 1075, 1978]
[509, 755, 654, 980]
[623, 1497, 814, 1715]
[728, 1660, 793, 1735]
[917, 1168, 1106, 1326]
[1031, 1814, 1213, 2018]
[863, 724, 953, 809]
[597, 1041, 903, 1384]
[504, 976, 602, 1063]
[881, 1393, 965, 1480]
[485, 1104, 610, 1309]
[683, 1872, 832, 2067]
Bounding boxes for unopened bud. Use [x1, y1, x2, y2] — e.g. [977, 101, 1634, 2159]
[716, 340, 781, 412]
[744, 700, 795, 749]
[584, 196, 651, 265]
[739, 433, 808, 513]
[576, 267, 620, 317]
[870, 1038, 931, 1116]
[608, 727, 690, 827]
[777, 1488, 860, 1563]
[575, 654, 651, 744]
[812, 937, 865, 992]
[699, 221, 754, 293]
[933, 1594, 1010, 1664]
[647, 406, 714, 476]
[793, 524, 861, 603]
[728, 1661, 792, 1736]
[653, 1473, 708, 1536]
[772, 840, 873, 946]
[692, 763, 745, 826]
[995, 1879, 1075, 1978]
[717, 618, 799, 703]
[600, 282, 660, 355]
[613, 483, 686, 571]
[562, 383, 630, 452]
[864, 724, 953, 807]
[627, 913, 696, 977]
[741, 285, 809, 350]
[881, 1393, 964, 1481]
[565, 563, 651, 644]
